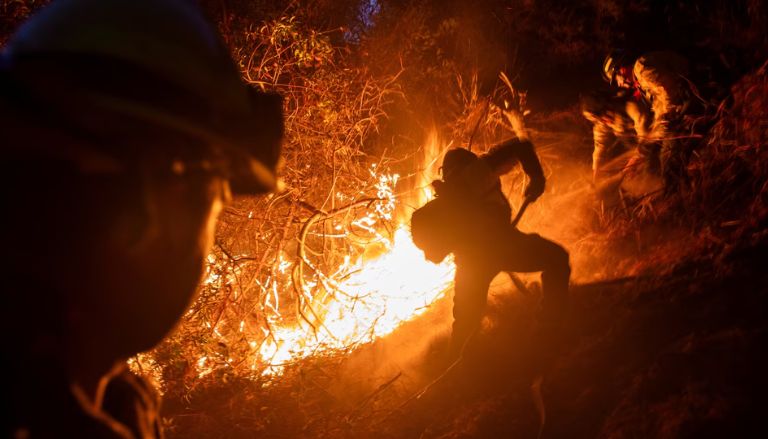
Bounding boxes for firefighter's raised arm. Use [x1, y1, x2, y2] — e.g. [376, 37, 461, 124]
[481, 138, 546, 201]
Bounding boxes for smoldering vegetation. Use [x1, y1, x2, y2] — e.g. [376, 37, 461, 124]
[2, 0, 768, 437]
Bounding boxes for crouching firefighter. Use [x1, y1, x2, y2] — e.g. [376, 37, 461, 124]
[410, 139, 571, 358]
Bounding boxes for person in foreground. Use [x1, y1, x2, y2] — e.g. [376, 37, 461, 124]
[411, 139, 570, 359]
[0, 0, 283, 437]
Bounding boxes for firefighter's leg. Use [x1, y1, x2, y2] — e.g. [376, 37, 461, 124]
[660, 137, 679, 191]
[593, 125, 629, 208]
[591, 123, 613, 183]
[539, 243, 571, 329]
[499, 230, 570, 328]
[661, 123, 691, 194]
[450, 263, 495, 359]
[636, 141, 662, 175]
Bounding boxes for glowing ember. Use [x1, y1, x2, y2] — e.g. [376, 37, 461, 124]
[258, 226, 455, 375]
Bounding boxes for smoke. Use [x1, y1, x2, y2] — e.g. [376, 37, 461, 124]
[307, 109, 654, 406]
[329, 297, 454, 406]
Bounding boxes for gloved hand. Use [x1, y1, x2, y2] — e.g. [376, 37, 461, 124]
[524, 176, 545, 201]
[431, 179, 445, 197]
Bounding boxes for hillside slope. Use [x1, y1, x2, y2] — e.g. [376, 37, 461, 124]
[382, 243, 768, 439]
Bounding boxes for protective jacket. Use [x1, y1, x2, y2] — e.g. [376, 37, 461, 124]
[582, 91, 650, 180]
[633, 51, 690, 142]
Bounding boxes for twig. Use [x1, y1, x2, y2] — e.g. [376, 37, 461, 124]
[395, 329, 478, 413]
[507, 272, 532, 297]
[292, 198, 381, 333]
[467, 95, 492, 152]
[346, 372, 403, 423]
[531, 374, 546, 439]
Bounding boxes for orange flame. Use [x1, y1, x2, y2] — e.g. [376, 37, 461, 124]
[258, 226, 454, 375]
[256, 131, 454, 375]
[125, 131, 455, 383]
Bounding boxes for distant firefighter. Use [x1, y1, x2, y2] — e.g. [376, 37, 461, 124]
[580, 89, 651, 184]
[0, 0, 282, 437]
[411, 139, 570, 358]
[602, 49, 694, 191]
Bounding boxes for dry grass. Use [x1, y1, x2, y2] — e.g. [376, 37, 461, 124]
[3, 1, 768, 437]
[144, 12, 414, 397]
[151, 29, 768, 434]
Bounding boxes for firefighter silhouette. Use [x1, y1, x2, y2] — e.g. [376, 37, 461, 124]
[411, 139, 570, 357]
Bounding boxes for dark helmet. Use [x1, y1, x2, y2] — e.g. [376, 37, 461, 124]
[2, 0, 282, 193]
[441, 147, 478, 180]
[0, 0, 284, 384]
[602, 49, 630, 85]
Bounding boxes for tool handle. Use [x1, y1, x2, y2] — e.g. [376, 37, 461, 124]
[511, 198, 531, 227]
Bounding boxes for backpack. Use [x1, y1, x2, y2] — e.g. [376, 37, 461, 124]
[410, 197, 458, 263]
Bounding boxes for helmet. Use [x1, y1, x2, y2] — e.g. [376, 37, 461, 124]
[602, 49, 629, 85]
[441, 148, 478, 181]
[2, 0, 282, 194]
